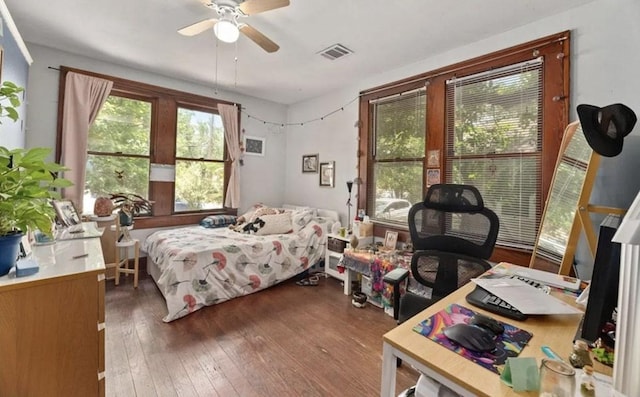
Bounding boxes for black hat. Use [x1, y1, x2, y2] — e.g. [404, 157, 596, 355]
[577, 103, 637, 157]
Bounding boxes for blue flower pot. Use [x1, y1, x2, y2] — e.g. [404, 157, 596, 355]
[0, 232, 23, 276]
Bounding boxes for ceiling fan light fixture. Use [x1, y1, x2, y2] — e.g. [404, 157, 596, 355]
[214, 18, 240, 43]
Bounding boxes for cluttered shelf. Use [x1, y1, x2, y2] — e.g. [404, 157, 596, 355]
[339, 249, 429, 317]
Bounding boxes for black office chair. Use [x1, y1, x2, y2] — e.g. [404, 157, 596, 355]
[388, 184, 500, 324]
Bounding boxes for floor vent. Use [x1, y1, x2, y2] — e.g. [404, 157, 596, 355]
[318, 44, 353, 60]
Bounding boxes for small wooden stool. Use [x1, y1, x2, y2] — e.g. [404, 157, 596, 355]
[114, 217, 140, 288]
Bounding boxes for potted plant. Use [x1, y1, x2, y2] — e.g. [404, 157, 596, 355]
[0, 146, 72, 276]
[0, 80, 72, 276]
[109, 192, 153, 227]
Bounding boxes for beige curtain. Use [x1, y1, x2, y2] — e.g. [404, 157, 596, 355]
[60, 72, 113, 213]
[219, 103, 240, 208]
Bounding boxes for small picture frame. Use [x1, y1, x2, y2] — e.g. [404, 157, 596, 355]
[19, 234, 32, 258]
[302, 154, 319, 173]
[319, 161, 335, 187]
[244, 135, 265, 156]
[427, 150, 440, 167]
[427, 168, 441, 187]
[384, 231, 398, 251]
[52, 199, 81, 227]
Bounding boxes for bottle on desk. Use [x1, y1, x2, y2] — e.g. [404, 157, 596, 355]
[579, 365, 596, 396]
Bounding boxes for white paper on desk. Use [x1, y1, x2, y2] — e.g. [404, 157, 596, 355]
[471, 278, 583, 315]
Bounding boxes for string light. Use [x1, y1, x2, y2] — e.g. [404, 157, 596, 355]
[241, 95, 360, 128]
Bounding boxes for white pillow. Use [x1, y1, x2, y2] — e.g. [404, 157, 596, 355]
[291, 208, 315, 233]
[238, 203, 265, 223]
[254, 212, 293, 235]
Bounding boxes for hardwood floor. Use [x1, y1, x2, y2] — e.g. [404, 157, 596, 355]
[105, 273, 419, 396]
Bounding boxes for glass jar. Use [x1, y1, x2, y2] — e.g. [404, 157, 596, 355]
[539, 359, 576, 397]
[579, 365, 596, 396]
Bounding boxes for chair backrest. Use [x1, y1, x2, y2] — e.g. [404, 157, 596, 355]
[408, 184, 499, 259]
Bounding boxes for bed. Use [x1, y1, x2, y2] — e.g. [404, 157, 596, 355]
[143, 205, 339, 322]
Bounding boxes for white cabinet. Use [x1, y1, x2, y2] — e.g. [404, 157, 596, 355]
[325, 233, 350, 282]
[325, 233, 373, 294]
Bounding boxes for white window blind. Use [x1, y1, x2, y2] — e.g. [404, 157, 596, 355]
[445, 58, 543, 249]
[368, 88, 426, 225]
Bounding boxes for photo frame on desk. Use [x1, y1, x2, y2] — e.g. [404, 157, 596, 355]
[52, 199, 81, 227]
[19, 234, 32, 257]
[384, 231, 398, 250]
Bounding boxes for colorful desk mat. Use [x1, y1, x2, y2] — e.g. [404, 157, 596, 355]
[412, 303, 532, 374]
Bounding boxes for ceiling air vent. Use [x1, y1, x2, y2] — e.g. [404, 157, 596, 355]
[318, 44, 353, 60]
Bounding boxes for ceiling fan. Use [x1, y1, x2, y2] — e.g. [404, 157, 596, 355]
[178, 0, 289, 53]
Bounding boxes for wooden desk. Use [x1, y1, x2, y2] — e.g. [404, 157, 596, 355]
[381, 279, 612, 396]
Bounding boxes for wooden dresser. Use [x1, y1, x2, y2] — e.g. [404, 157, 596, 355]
[0, 238, 106, 396]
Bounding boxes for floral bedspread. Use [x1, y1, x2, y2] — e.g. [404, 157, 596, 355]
[143, 221, 327, 321]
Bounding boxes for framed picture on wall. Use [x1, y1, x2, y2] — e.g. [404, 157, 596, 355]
[319, 161, 335, 187]
[302, 154, 319, 173]
[244, 136, 265, 156]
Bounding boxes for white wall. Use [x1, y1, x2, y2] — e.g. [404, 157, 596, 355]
[23, 44, 288, 215]
[285, 0, 640, 278]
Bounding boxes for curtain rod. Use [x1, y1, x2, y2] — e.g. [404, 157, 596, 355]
[48, 66, 61, 71]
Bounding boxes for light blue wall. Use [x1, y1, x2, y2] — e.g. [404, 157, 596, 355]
[0, 10, 29, 148]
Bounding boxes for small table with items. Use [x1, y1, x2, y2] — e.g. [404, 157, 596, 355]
[339, 249, 424, 316]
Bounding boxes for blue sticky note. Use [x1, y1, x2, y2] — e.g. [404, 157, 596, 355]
[16, 258, 39, 277]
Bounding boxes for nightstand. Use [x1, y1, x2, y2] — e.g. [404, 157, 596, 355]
[325, 233, 350, 283]
[325, 233, 373, 295]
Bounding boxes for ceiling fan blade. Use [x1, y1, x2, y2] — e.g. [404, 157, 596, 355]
[178, 18, 218, 36]
[239, 0, 290, 15]
[240, 24, 280, 53]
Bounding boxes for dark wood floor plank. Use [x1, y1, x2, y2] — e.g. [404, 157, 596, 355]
[105, 273, 418, 396]
[104, 296, 137, 397]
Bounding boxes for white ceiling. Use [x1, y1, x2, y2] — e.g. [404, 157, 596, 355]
[6, 0, 593, 105]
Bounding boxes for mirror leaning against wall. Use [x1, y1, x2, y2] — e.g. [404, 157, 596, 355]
[530, 104, 637, 275]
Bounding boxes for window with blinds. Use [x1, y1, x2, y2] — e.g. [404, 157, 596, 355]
[445, 58, 543, 249]
[368, 88, 427, 225]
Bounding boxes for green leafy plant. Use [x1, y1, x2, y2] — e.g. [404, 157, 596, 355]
[0, 147, 73, 236]
[109, 192, 153, 216]
[0, 81, 25, 123]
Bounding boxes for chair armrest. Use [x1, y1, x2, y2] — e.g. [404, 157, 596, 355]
[383, 268, 410, 321]
[383, 267, 409, 284]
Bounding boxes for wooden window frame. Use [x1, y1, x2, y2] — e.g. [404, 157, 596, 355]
[56, 66, 238, 229]
[357, 31, 570, 264]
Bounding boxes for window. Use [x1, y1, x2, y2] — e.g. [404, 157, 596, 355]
[57, 67, 236, 229]
[175, 106, 226, 212]
[445, 59, 542, 249]
[359, 32, 570, 263]
[368, 89, 426, 225]
[85, 95, 152, 213]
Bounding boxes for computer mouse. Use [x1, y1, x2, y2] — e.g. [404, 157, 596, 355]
[443, 323, 497, 352]
[469, 313, 505, 335]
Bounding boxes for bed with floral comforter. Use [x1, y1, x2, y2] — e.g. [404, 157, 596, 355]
[143, 207, 335, 321]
